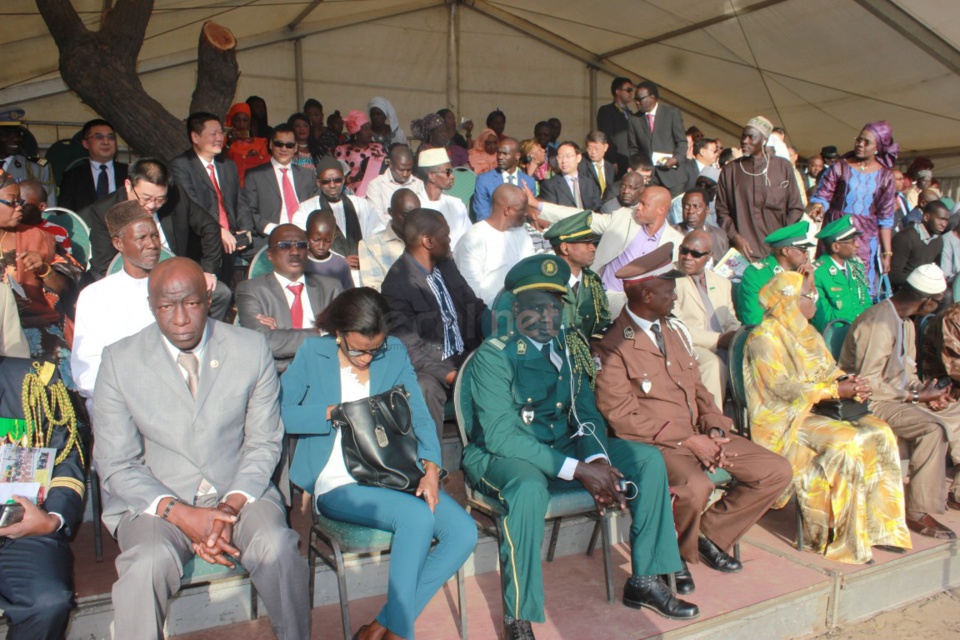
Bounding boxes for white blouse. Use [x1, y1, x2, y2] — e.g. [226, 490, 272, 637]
[314, 365, 370, 495]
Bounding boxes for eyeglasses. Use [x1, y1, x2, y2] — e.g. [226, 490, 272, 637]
[430, 168, 454, 176]
[342, 341, 386, 358]
[635, 94, 652, 102]
[87, 133, 116, 142]
[0, 197, 24, 207]
[275, 241, 308, 250]
[319, 177, 344, 185]
[132, 186, 167, 206]
[272, 141, 297, 149]
[679, 247, 710, 258]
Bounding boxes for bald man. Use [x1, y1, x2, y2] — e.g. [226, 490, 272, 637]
[454, 183, 535, 305]
[94, 257, 310, 640]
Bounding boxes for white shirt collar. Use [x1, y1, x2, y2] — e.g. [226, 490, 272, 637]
[90, 158, 114, 169]
[271, 157, 293, 171]
[273, 271, 306, 288]
[160, 320, 211, 363]
[646, 103, 659, 118]
[625, 307, 658, 333]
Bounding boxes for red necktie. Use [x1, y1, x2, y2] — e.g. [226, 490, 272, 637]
[647, 113, 655, 134]
[288, 283, 304, 329]
[280, 168, 299, 223]
[206, 163, 230, 230]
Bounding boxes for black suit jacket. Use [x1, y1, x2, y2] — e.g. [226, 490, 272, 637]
[578, 157, 615, 203]
[889, 225, 944, 289]
[539, 172, 602, 212]
[239, 161, 318, 239]
[381, 253, 488, 382]
[627, 103, 687, 196]
[170, 151, 251, 232]
[80, 188, 223, 278]
[58, 160, 128, 213]
[235, 272, 342, 372]
[596, 102, 632, 177]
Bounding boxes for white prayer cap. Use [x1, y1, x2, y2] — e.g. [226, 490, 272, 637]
[418, 147, 450, 168]
[906, 264, 946, 295]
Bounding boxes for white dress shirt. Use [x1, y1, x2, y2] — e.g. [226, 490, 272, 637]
[262, 158, 299, 236]
[364, 171, 427, 219]
[294, 194, 384, 239]
[88, 159, 117, 194]
[454, 221, 535, 306]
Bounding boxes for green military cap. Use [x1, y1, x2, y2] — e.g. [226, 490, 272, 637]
[504, 254, 571, 295]
[542, 210, 600, 246]
[765, 220, 814, 249]
[815, 214, 861, 245]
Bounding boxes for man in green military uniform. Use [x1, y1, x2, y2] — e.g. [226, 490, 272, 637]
[811, 215, 873, 331]
[462, 254, 697, 640]
[735, 220, 813, 325]
[0, 119, 57, 206]
[543, 209, 612, 341]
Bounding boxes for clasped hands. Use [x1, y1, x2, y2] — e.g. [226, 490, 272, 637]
[574, 459, 627, 515]
[162, 497, 244, 568]
[684, 432, 734, 473]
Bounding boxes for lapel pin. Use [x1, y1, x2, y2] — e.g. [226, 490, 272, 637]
[210, 360, 220, 369]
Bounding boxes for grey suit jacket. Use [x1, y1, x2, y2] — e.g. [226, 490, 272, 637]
[235, 272, 342, 371]
[93, 320, 283, 535]
[240, 162, 318, 238]
[626, 103, 687, 196]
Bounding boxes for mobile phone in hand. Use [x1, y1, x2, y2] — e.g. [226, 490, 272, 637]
[0, 503, 25, 528]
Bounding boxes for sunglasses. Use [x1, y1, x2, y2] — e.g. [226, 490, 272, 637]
[679, 247, 710, 258]
[0, 197, 25, 207]
[272, 141, 297, 149]
[319, 177, 344, 185]
[430, 168, 454, 177]
[342, 341, 386, 358]
[275, 241, 308, 250]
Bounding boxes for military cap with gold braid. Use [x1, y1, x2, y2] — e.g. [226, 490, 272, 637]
[816, 214, 862, 245]
[503, 254, 571, 295]
[542, 209, 600, 246]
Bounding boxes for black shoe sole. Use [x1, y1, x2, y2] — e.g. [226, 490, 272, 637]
[622, 596, 700, 621]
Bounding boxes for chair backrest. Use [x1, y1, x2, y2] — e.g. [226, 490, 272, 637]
[953, 277, 960, 305]
[43, 138, 87, 187]
[448, 167, 477, 214]
[247, 245, 274, 279]
[916, 312, 936, 379]
[453, 350, 481, 450]
[42, 207, 91, 269]
[821, 319, 850, 361]
[107, 247, 176, 275]
[728, 325, 754, 438]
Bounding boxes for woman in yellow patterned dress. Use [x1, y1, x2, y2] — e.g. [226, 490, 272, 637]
[744, 270, 911, 563]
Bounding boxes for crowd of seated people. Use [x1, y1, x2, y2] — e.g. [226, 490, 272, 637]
[1, 77, 960, 640]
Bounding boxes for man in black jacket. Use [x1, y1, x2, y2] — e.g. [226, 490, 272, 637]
[381, 208, 488, 441]
[79, 157, 230, 319]
[595, 77, 635, 178]
[889, 200, 951, 291]
[58, 119, 128, 213]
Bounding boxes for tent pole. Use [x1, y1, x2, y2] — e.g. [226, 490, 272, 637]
[447, 1, 460, 114]
[588, 66, 597, 131]
[294, 38, 304, 113]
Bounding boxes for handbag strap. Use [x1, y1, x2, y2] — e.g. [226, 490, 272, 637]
[370, 386, 412, 436]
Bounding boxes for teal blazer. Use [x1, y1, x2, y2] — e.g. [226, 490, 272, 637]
[280, 335, 443, 493]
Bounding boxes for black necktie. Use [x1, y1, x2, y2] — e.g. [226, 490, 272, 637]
[96, 164, 109, 199]
[650, 322, 667, 357]
[572, 280, 580, 298]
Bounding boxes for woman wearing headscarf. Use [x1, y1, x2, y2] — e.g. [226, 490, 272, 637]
[334, 109, 385, 198]
[467, 129, 499, 175]
[410, 113, 469, 169]
[744, 270, 911, 564]
[808, 121, 899, 297]
[225, 102, 269, 186]
[368, 97, 407, 149]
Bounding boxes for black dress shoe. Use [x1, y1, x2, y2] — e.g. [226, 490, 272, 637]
[623, 577, 700, 620]
[672, 560, 696, 594]
[502, 618, 535, 640]
[698, 535, 743, 573]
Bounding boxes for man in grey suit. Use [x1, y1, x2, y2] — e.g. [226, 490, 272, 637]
[239, 123, 317, 250]
[93, 258, 310, 640]
[236, 224, 342, 372]
[170, 112, 254, 282]
[627, 81, 688, 198]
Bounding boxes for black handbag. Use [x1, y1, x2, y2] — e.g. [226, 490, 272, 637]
[330, 384, 425, 492]
[811, 399, 870, 422]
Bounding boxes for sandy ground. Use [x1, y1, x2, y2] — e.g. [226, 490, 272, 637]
[815, 588, 960, 639]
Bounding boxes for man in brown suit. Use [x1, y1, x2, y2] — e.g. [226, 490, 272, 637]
[593, 243, 791, 594]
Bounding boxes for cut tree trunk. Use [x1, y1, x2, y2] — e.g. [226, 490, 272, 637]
[36, 0, 240, 163]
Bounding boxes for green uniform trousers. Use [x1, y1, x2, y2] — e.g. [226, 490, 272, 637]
[476, 437, 681, 622]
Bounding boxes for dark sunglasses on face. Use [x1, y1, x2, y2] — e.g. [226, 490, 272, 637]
[431, 168, 454, 177]
[679, 247, 710, 258]
[272, 141, 297, 149]
[319, 177, 344, 185]
[343, 342, 386, 358]
[275, 241, 308, 250]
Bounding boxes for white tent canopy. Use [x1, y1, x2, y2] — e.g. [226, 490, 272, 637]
[2, 0, 959, 184]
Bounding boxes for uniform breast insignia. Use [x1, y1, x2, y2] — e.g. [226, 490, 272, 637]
[641, 378, 652, 394]
[837, 301, 843, 309]
[516, 340, 527, 355]
[521, 403, 535, 425]
[624, 326, 635, 339]
[828, 266, 837, 276]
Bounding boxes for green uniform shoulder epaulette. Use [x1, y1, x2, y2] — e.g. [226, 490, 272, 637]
[487, 336, 509, 351]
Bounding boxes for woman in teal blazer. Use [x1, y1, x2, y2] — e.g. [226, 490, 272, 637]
[281, 288, 476, 640]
